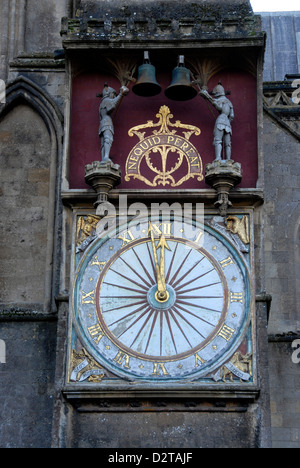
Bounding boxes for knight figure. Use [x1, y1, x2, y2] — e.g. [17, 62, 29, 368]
[200, 82, 234, 161]
[98, 83, 129, 162]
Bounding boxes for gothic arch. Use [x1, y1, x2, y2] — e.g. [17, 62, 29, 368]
[0, 76, 64, 313]
[1, 76, 63, 140]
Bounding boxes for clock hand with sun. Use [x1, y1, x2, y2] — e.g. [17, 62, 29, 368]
[149, 222, 171, 303]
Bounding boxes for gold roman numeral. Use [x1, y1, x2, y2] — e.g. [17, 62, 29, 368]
[82, 289, 95, 305]
[88, 323, 104, 344]
[91, 256, 106, 272]
[148, 223, 172, 237]
[219, 325, 235, 341]
[195, 353, 206, 367]
[153, 362, 169, 376]
[118, 229, 136, 247]
[220, 256, 234, 269]
[194, 231, 204, 244]
[114, 351, 131, 369]
[230, 292, 243, 303]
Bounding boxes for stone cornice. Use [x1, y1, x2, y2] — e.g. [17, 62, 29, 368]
[61, 15, 264, 49]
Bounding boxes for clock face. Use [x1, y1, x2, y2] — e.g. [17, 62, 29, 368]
[72, 217, 252, 382]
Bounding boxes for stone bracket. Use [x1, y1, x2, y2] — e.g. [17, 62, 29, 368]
[85, 160, 122, 206]
[205, 160, 242, 217]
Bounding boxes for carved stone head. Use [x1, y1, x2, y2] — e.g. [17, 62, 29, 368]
[100, 84, 117, 100]
[212, 82, 226, 97]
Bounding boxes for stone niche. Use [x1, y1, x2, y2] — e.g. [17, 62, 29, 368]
[0, 104, 51, 308]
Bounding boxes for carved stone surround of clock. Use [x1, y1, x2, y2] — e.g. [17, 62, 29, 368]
[65, 211, 256, 399]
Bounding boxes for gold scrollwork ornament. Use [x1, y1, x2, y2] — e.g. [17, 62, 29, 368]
[213, 351, 252, 383]
[125, 106, 204, 187]
[226, 215, 250, 245]
[70, 348, 106, 383]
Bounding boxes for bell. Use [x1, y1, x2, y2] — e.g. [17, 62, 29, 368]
[165, 56, 197, 101]
[132, 52, 162, 97]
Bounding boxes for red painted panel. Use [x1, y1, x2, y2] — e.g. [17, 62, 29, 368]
[69, 69, 258, 189]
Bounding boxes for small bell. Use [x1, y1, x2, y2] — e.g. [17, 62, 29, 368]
[165, 56, 197, 101]
[132, 51, 162, 97]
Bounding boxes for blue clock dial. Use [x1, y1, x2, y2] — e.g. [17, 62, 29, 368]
[73, 218, 251, 381]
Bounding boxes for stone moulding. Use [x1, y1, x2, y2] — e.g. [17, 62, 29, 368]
[0, 307, 58, 322]
[63, 386, 260, 404]
[61, 16, 264, 47]
[10, 54, 65, 71]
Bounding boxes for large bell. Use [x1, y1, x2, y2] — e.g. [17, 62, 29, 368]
[132, 52, 162, 97]
[165, 56, 197, 101]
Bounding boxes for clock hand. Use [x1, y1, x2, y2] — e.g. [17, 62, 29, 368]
[149, 222, 162, 284]
[156, 233, 171, 295]
[148, 223, 169, 302]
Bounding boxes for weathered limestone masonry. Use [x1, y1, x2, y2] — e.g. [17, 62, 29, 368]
[263, 78, 300, 448]
[4, 0, 299, 449]
[0, 0, 69, 448]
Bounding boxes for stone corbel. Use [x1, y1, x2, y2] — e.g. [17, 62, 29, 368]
[205, 160, 242, 217]
[85, 160, 122, 206]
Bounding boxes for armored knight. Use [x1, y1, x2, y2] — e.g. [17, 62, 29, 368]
[98, 83, 129, 162]
[200, 82, 234, 161]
